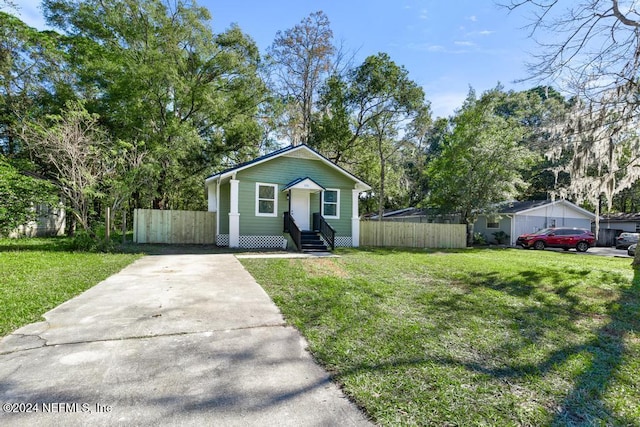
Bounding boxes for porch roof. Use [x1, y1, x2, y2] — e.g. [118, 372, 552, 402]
[282, 177, 325, 192]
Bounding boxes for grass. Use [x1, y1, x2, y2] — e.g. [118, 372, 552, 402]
[240, 247, 640, 426]
[0, 237, 142, 337]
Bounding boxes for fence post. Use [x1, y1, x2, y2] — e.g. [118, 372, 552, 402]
[122, 210, 127, 245]
[105, 207, 111, 242]
[133, 209, 138, 243]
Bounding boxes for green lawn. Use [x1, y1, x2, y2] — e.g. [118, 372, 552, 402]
[240, 248, 640, 426]
[0, 238, 141, 336]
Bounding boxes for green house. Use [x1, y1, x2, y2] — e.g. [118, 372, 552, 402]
[205, 144, 371, 251]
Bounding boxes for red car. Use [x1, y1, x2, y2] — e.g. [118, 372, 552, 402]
[516, 227, 595, 252]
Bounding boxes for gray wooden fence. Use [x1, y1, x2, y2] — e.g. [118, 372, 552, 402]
[133, 209, 216, 244]
[360, 221, 466, 249]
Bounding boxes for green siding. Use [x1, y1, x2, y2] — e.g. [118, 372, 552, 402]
[219, 182, 230, 234]
[310, 192, 321, 218]
[322, 188, 351, 236]
[234, 156, 356, 236]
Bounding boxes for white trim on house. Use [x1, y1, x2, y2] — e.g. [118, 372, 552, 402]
[486, 215, 500, 229]
[205, 145, 371, 191]
[512, 199, 596, 219]
[216, 178, 220, 242]
[283, 177, 324, 192]
[255, 182, 278, 217]
[322, 188, 340, 219]
[352, 189, 360, 247]
[229, 178, 240, 247]
[207, 184, 217, 212]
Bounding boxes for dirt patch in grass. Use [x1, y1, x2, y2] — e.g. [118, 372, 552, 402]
[293, 258, 350, 278]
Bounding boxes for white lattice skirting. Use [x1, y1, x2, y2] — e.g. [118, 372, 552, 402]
[217, 234, 352, 248]
[334, 236, 353, 247]
[319, 235, 353, 247]
[240, 235, 288, 249]
[216, 234, 287, 249]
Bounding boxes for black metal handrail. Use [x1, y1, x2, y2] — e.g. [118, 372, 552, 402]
[284, 211, 302, 251]
[314, 213, 335, 251]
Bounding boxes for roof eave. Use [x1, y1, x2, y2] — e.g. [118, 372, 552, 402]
[505, 199, 596, 219]
[205, 144, 372, 190]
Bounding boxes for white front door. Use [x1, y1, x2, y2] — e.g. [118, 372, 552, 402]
[290, 190, 310, 230]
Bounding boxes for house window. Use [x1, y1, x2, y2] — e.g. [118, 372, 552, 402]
[487, 216, 500, 229]
[256, 183, 278, 217]
[322, 189, 340, 219]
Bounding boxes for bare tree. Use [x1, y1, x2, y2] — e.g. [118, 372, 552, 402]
[21, 102, 114, 235]
[506, 1, 640, 268]
[268, 11, 335, 146]
[0, 1, 17, 11]
[505, 0, 640, 103]
[546, 92, 640, 239]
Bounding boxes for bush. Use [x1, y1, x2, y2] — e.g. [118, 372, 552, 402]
[68, 229, 117, 252]
[473, 232, 487, 245]
[492, 231, 510, 245]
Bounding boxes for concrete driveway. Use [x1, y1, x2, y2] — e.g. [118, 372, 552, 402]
[514, 245, 632, 258]
[0, 255, 371, 426]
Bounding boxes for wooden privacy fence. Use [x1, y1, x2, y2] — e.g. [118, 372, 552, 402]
[133, 209, 216, 244]
[360, 221, 466, 249]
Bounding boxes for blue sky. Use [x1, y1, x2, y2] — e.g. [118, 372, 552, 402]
[6, 0, 539, 118]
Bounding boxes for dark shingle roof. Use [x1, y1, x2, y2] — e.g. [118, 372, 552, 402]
[600, 213, 640, 222]
[495, 200, 554, 214]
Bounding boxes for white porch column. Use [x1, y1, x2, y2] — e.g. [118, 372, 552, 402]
[207, 183, 217, 212]
[229, 178, 240, 248]
[351, 189, 361, 247]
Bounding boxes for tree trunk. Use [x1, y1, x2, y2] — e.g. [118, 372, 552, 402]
[594, 203, 600, 244]
[462, 214, 474, 247]
[466, 222, 474, 247]
[378, 155, 386, 221]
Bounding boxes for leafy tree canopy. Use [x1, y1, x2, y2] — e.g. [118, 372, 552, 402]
[426, 87, 535, 244]
[0, 157, 57, 235]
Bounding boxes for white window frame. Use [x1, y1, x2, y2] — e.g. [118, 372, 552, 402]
[322, 189, 340, 219]
[486, 216, 500, 229]
[255, 182, 278, 217]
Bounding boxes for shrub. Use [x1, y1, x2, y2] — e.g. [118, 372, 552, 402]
[473, 232, 487, 245]
[492, 230, 510, 244]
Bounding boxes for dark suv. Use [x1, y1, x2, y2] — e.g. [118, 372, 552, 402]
[516, 227, 595, 252]
[615, 232, 640, 249]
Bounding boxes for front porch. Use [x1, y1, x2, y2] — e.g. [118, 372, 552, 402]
[284, 211, 335, 252]
[282, 178, 335, 252]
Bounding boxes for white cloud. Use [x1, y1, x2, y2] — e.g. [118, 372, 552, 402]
[468, 15, 478, 22]
[428, 92, 467, 118]
[2, 0, 49, 29]
[419, 9, 428, 20]
[454, 41, 474, 47]
[426, 45, 445, 52]
[408, 43, 447, 53]
[464, 29, 496, 38]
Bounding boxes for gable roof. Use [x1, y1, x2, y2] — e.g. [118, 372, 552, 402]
[205, 144, 371, 191]
[495, 199, 596, 219]
[282, 177, 324, 192]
